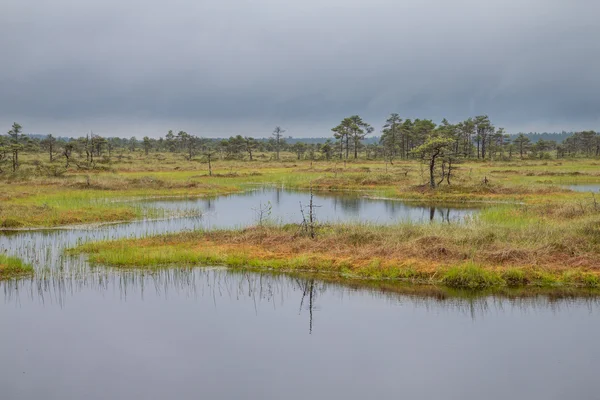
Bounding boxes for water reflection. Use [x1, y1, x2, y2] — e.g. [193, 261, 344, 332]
[142, 188, 480, 227]
[3, 267, 599, 325]
[2, 267, 597, 400]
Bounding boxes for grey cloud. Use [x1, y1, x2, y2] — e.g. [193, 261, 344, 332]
[1, 0, 599, 137]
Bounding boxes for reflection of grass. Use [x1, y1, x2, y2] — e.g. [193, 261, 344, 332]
[0, 255, 34, 280]
[282, 270, 600, 300]
[69, 201, 600, 289]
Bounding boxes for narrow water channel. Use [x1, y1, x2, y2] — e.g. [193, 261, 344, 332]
[1, 189, 597, 399]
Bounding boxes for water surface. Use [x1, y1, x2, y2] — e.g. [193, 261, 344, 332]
[1, 269, 599, 400]
[563, 184, 600, 193]
[143, 187, 479, 228]
[1, 188, 598, 399]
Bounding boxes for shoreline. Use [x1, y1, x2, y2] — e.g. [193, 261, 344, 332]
[67, 223, 600, 291]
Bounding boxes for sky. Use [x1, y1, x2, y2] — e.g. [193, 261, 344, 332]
[1, 0, 599, 138]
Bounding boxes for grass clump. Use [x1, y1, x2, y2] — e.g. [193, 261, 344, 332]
[441, 263, 505, 289]
[0, 254, 34, 280]
[561, 270, 600, 288]
[502, 268, 529, 287]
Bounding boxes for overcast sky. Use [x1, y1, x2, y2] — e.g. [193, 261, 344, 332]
[1, 0, 599, 138]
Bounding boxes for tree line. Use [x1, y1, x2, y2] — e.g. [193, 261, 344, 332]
[1, 118, 599, 174]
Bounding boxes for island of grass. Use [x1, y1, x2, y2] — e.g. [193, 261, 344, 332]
[69, 202, 600, 290]
[0, 255, 34, 280]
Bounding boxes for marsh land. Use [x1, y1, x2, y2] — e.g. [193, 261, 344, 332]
[2, 124, 600, 399]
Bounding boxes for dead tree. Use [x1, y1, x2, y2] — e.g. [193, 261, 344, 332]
[299, 186, 320, 238]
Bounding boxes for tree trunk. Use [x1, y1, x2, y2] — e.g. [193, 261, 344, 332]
[429, 150, 440, 188]
[437, 161, 446, 186]
[12, 150, 18, 172]
[345, 135, 349, 159]
[520, 143, 523, 159]
[481, 137, 486, 159]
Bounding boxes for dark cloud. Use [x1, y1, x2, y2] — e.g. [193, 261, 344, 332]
[1, 0, 599, 137]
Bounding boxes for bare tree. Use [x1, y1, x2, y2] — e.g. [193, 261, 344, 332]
[202, 147, 216, 176]
[299, 185, 320, 238]
[252, 201, 272, 226]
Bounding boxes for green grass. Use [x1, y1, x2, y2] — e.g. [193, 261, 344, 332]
[441, 263, 505, 289]
[0, 254, 34, 279]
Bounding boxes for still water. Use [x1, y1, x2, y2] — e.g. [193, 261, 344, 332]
[563, 184, 600, 193]
[142, 187, 479, 227]
[1, 269, 599, 400]
[1, 189, 598, 400]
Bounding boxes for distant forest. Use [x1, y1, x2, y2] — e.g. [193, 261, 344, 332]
[24, 132, 575, 144]
[2, 115, 599, 174]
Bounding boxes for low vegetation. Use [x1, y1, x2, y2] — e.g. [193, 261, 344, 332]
[0, 254, 34, 280]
